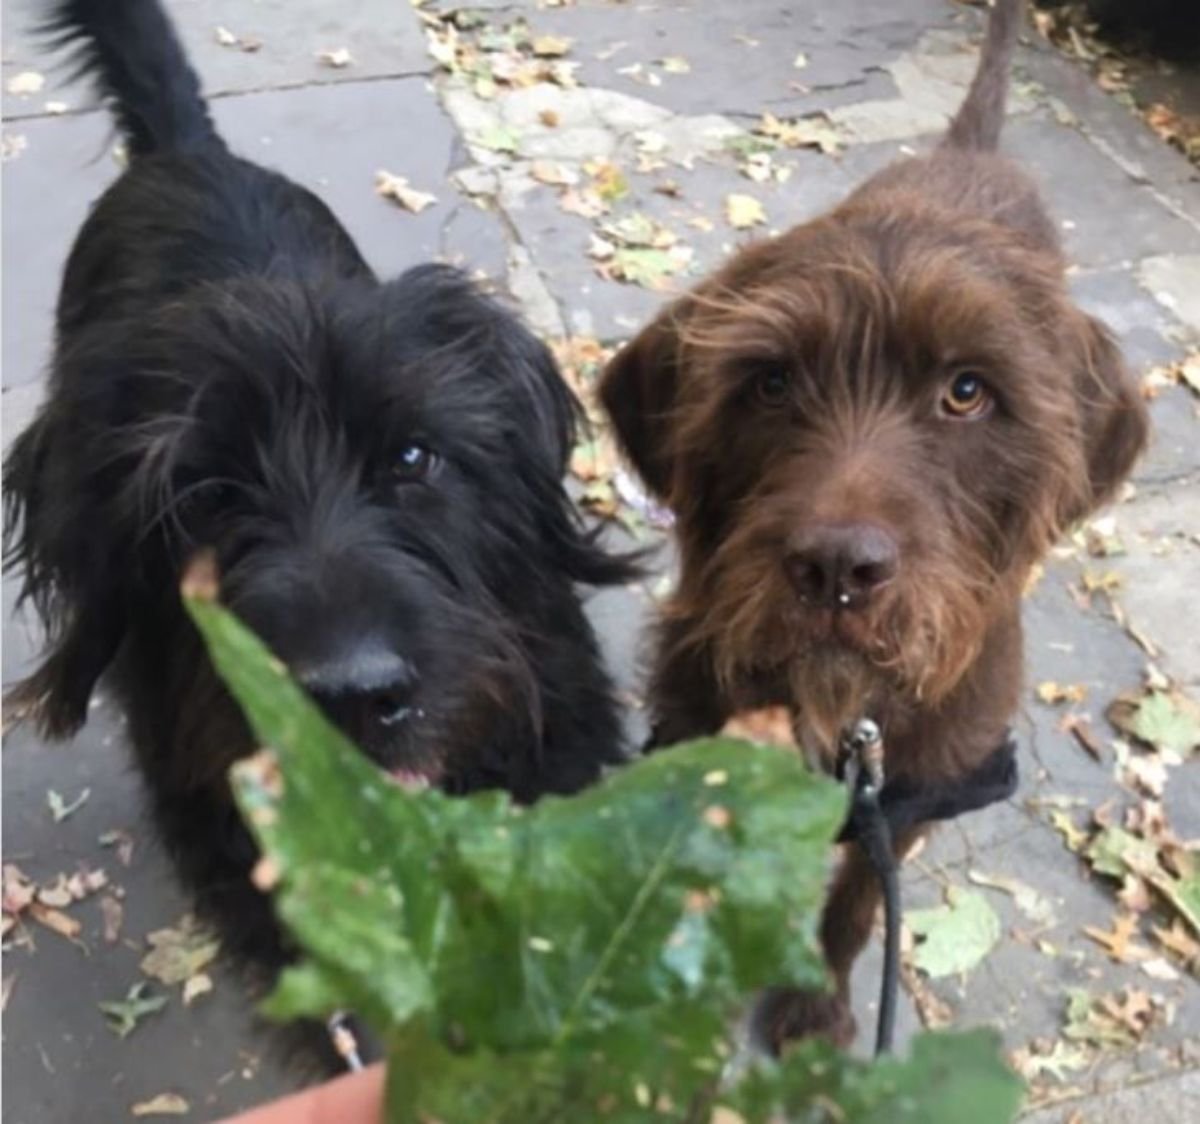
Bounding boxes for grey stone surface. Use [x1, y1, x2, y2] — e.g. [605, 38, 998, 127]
[2, 0, 431, 119]
[1021, 1068, 1200, 1124]
[4, 0, 1200, 1120]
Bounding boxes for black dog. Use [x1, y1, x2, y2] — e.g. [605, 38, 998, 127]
[4, 0, 633, 982]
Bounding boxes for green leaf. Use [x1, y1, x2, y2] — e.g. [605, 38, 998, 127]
[98, 982, 167, 1039]
[1108, 688, 1200, 758]
[905, 889, 1001, 979]
[186, 590, 1022, 1122]
[728, 1030, 1023, 1124]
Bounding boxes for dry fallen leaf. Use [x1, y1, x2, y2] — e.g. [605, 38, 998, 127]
[317, 48, 354, 68]
[1059, 713, 1104, 761]
[1036, 681, 1088, 706]
[725, 193, 767, 229]
[101, 895, 125, 944]
[182, 972, 213, 1006]
[756, 111, 841, 154]
[29, 902, 83, 942]
[1082, 913, 1152, 963]
[131, 1092, 190, 1117]
[375, 170, 438, 214]
[1108, 686, 1200, 760]
[140, 915, 220, 986]
[530, 35, 572, 58]
[6, 71, 45, 96]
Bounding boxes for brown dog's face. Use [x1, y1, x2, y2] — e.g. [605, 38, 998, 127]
[602, 206, 1148, 749]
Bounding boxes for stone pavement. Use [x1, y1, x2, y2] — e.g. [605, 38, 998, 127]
[2, 1, 1197, 1121]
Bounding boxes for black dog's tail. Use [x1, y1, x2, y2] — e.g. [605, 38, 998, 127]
[44, 0, 221, 157]
[943, 0, 1025, 152]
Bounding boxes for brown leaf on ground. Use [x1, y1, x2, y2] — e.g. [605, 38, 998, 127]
[1036, 681, 1088, 705]
[3, 864, 37, 916]
[900, 957, 954, 1029]
[1152, 919, 1200, 972]
[140, 915, 220, 986]
[28, 902, 82, 943]
[1082, 913, 1153, 963]
[1064, 987, 1160, 1048]
[1059, 713, 1104, 761]
[100, 895, 124, 944]
[375, 170, 438, 214]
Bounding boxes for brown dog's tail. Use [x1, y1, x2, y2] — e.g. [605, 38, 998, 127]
[943, 0, 1025, 151]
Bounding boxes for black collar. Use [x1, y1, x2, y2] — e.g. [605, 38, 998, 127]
[837, 731, 1018, 844]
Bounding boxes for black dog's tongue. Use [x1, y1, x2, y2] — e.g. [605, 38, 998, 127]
[387, 767, 432, 792]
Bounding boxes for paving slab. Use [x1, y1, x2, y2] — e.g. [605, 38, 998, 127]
[2, 0, 431, 119]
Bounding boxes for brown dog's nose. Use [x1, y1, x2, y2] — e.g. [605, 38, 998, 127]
[785, 523, 898, 609]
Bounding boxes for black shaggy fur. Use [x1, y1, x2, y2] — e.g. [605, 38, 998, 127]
[4, 0, 635, 985]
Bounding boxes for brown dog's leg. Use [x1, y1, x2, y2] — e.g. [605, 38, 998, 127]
[761, 824, 927, 1051]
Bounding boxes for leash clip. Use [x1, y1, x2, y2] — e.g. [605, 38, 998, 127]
[838, 717, 884, 794]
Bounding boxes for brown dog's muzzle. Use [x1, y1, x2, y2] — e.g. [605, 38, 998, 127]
[784, 521, 899, 612]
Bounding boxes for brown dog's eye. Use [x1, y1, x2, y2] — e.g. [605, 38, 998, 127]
[941, 371, 992, 419]
[755, 366, 791, 407]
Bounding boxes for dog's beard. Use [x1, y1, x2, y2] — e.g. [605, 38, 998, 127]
[786, 648, 880, 768]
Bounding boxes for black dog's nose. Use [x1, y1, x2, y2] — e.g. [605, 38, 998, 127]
[295, 645, 418, 733]
[785, 522, 899, 609]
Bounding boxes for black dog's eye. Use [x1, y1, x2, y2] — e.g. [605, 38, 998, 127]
[754, 365, 791, 407]
[392, 444, 438, 483]
[940, 370, 992, 420]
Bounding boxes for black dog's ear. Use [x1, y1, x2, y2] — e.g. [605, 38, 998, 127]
[598, 297, 694, 502]
[3, 408, 128, 738]
[1056, 313, 1150, 529]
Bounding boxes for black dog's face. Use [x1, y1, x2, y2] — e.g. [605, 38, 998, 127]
[9, 266, 592, 782]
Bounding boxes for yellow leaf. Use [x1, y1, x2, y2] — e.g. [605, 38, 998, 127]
[531, 35, 572, 58]
[132, 1092, 190, 1117]
[725, 193, 766, 229]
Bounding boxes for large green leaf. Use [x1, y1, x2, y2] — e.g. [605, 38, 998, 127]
[185, 591, 1022, 1122]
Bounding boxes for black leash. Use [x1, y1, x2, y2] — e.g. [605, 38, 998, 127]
[837, 721, 1020, 1056]
[837, 719, 900, 1056]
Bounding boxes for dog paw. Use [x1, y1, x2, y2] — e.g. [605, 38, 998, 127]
[755, 987, 857, 1053]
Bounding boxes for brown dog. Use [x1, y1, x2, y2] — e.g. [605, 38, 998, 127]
[600, 0, 1148, 1047]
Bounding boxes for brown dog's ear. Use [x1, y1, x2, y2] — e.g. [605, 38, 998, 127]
[598, 299, 692, 501]
[1059, 314, 1149, 528]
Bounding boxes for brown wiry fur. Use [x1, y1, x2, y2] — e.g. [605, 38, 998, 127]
[600, 0, 1148, 1049]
